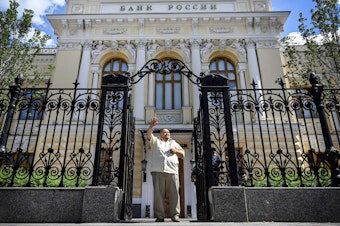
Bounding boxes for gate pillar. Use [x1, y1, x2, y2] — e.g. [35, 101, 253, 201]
[92, 74, 134, 220]
[194, 74, 238, 220]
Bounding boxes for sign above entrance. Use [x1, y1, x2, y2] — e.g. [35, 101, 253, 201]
[100, 3, 235, 14]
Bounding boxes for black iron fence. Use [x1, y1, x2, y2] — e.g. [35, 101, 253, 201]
[194, 73, 340, 192]
[0, 72, 339, 190]
[0, 75, 134, 189]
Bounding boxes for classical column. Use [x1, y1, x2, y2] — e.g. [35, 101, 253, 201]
[245, 40, 262, 89]
[91, 64, 100, 90]
[135, 40, 147, 121]
[78, 40, 92, 89]
[147, 41, 155, 107]
[181, 43, 192, 124]
[237, 63, 247, 90]
[74, 40, 92, 121]
[245, 40, 265, 119]
[148, 72, 155, 106]
[190, 39, 201, 117]
[183, 77, 189, 107]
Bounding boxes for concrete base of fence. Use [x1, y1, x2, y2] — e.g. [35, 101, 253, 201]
[209, 187, 340, 222]
[0, 185, 123, 223]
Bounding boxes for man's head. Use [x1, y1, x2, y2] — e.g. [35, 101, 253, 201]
[160, 128, 171, 141]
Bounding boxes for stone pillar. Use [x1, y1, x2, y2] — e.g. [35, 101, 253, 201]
[237, 62, 252, 123]
[183, 77, 189, 107]
[182, 50, 192, 124]
[147, 74, 154, 106]
[190, 39, 201, 117]
[78, 40, 92, 89]
[75, 40, 92, 121]
[91, 64, 100, 90]
[245, 40, 264, 120]
[135, 40, 147, 121]
[91, 64, 100, 112]
[145, 41, 156, 120]
[245, 40, 262, 89]
[237, 63, 247, 90]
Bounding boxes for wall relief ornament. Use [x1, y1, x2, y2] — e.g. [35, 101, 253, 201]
[200, 39, 246, 62]
[175, 40, 190, 61]
[71, 4, 84, 14]
[156, 111, 182, 124]
[58, 42, 82, 50]
[123, 41, 136, 59]
[156, 28, 180, 34]
[209, 27, 233, 34]
[146, 40, 161, 60]
[200, 40, 215, 61]
[103, 28, 127, 35]
[91, 41, 107, 63]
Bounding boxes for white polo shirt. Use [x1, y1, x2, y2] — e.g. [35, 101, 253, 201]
[148, 134, 184, 174]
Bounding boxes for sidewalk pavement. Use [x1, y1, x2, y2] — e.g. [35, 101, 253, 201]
[1, 218, 339, 226]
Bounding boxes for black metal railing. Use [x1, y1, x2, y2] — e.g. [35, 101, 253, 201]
[194, 74, 340, 192]
[0, 75, 134, 189]
[0, 71, 339, 191]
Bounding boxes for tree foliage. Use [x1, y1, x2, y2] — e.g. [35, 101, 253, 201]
[0, 0, 50, 88]
[281, 0, 340, 87]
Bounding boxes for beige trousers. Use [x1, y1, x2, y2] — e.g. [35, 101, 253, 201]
[151, 172, 180, 219]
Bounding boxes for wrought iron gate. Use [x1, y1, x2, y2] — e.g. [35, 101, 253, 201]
[193, 74, 238, 220]
[92, 74, 135, 220]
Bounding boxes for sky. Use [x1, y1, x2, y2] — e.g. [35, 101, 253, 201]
[0, 0, 339, 47]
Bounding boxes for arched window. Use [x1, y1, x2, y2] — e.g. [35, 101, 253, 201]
[155, 58, 182, 110]
[209, 57, 237, 89]
[102, 58, 128, 77]
[102, 58, 128, 109]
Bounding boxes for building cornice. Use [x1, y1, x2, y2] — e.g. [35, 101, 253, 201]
[48, 11, 289, 23]
[48, 11, 289, 40]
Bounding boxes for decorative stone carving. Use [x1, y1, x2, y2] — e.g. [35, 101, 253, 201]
[58, 42, 82, 50]
[91, 41, 107, 63]
[110, 40, 122, 52]
[165, 39, 172, 53]
[190, 39, 201, 50]
[200, 40, 215, 61]
[71, 4, 84, 14]
[39, 49, 58, 54]
[138, 19, 145, 35]
[156, 111, 182, 124]
[192, 18, 198, 35]
[81, 40, 93, 51]
[103, 28, 127, 35]
[254, 1, 267, 11]
[146, 40, 160, 60]
[218, 39, 227, 51]
[230, 40, 246, 62]
[200, 39, 247, 62]
[256, 40, 280, 49]
[176, 40, 190, 60]
[123, 40, 136, 59]
[209, 27, 233, 34]
[136, 39, 147, 51]
[156, 28, 180, 34]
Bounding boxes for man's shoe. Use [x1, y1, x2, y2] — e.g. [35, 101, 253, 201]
[155, 217, 164, 222]
[171, 216, 180, 222]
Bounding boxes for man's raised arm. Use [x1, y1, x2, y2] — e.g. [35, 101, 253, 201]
[147, 117, 158, 141]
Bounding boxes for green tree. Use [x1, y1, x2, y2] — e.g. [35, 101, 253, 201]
[281, 0, 340, 87]
[0, 0, 50, 88]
